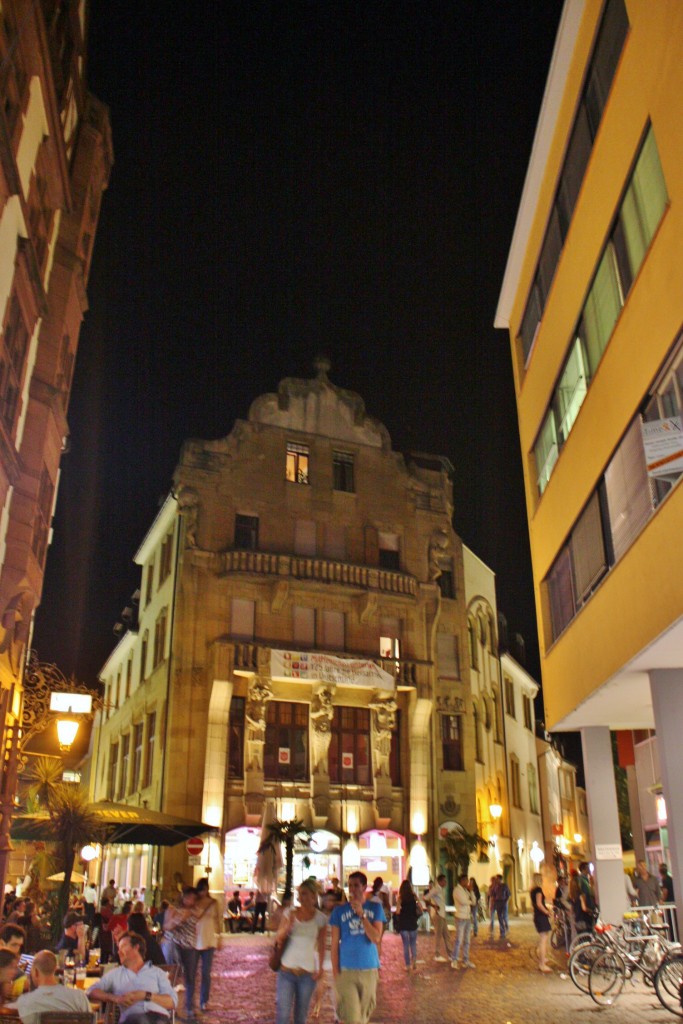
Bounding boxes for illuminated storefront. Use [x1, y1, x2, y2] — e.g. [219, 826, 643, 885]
[357, 829, 405, 892]
[224, 826, 261, 890]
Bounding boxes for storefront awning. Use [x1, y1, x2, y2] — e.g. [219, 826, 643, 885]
[11, 801, 217, 847]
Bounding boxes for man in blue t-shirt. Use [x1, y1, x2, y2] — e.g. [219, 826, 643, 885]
[330, 870, 385, 1024]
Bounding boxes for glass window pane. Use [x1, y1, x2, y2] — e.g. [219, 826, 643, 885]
[622, 128, 668, 280]
[604, 417, 655, 561]
[547, 545, 575, 640]
[554, 337, 589, 445]
[535, 410, 559, 494]
[582, 245, 622, 374]
[571, 491, 607, 602]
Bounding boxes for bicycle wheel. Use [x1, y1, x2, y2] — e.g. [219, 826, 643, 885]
[550, 920, 567, 950]
[568, 930, 595, 957]
[654, 952, 683, 1016]
[569, 940, 605, 994]
[589, 949, 627, 1007]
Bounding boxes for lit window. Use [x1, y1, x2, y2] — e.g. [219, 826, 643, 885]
[286, 442, 310, 484]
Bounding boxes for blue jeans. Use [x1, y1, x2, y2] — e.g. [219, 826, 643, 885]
[400, 929, 418, 966]
[275, 968, 316, 1024]
[471, 904, 479, 936]
[496, 903, 509, 936]
[452, 918, 471, 963]
[198, 947, 215, 1007]
[177, 945, 199, 1014]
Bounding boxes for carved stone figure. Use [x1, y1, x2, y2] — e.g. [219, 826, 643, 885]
[176, 485, 199, 548]
[310, 684, 335, 774]
[428, 527, 450, 581]
[369, 691, 398, 777]
[245, 677, 273, 771]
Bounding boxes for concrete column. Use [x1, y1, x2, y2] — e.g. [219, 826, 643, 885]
[649, 669, 683, 935]
[625, 764, 646, 862]
[581, 726, 628, 923]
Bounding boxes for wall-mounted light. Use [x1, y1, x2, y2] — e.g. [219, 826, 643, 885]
[573, 833, 583, 844]
[530, 840, 545, 867]
[410, 839, 430, 887]
[489, 802, 502, 821]
[80, 845, 97, 862]
[56, 716, 79, 751]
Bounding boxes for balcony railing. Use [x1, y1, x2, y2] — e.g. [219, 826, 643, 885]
[208, 548, 418, 596]
[229, 640, 424, 688]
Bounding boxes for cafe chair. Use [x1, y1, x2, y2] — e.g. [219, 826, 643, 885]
[158, 962, 183, 986]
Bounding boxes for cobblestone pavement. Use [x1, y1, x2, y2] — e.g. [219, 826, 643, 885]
[198, 917, 680, 1024]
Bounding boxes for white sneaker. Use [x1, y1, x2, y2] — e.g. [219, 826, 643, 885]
[464, 961, 475, 969]
[450, 960, 460, 970]
[434, 955, 448, 963]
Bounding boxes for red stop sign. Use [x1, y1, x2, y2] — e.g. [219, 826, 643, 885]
[186, 837, 204, 856]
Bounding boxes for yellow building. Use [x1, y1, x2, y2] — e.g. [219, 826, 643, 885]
[93, 363, 485, 901]
[496, 0, 683, 919]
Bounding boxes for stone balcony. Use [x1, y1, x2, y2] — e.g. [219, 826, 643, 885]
[198, 547, 418, 596]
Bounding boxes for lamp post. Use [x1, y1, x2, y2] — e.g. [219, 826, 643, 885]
[0, 652, 106, 898]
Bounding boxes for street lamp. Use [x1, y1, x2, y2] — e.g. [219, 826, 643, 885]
[489, 802, 503, 821]
[55, 716, 79, 751]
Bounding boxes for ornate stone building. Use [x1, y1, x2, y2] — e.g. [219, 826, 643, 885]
[0, 0, 112, 888]
[94, 363, 485, 897]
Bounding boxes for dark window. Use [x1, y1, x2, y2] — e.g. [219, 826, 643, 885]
[132, 722, 143, 791]
[510, 757, 522, 808]
[235, 514, 259, 550]
[333, 451, 355, 492]
[442, 714, 463, 771]
[143, 712, 156, 789]
[108, 743, 118, 800]
[437, 569, 455, 599]
[504, 677, 516, 718]
[523, 695, 533, 732]
[264, 702, 308, 781]
[389, 709, 401, 786]
[329, 707, 371, 785]
[548, 545, 575, 640]
[119, 734, 130, 798]
[379, 548, 400, 570]
[228, 697, 245, 779]
[584, 0, 629, 135]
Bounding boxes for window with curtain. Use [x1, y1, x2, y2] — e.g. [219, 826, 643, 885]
[535, 410, 559, 495]
[619, 126, 668, 280]
[604, 417, 655, 561]
[547, 545, 575, 640]
[554, 337, 589, 445]
[582, 245, 623, 374]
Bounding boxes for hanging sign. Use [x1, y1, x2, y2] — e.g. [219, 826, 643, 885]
[641, 417, 683, 478]
[271, 650, 395, 690]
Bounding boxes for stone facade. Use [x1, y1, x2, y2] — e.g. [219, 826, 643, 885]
[94, 364, 484, 897]
[0, 0, 112, 888]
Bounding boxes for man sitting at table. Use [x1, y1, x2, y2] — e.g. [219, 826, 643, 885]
[55, 912, 86, 962]
[14, 949, 91, 1024]
[89, 931, 177, 1024]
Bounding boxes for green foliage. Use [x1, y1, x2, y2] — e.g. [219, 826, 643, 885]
[259, 818, 313, 901]
[443, 827, 491, 875]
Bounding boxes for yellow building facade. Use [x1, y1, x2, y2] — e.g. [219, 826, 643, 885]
[496, 0, 683, 919]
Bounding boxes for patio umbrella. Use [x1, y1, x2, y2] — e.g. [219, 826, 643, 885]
[11, 801, 217, 847]
[47, 870, 88, 883]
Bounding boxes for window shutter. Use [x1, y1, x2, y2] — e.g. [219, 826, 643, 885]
[571, 491, 607, 602]
[547, 546, 575, 641]
[231, 598, 255, 640]
[294, 519, 316, 556]
[293, 606, 315, 646]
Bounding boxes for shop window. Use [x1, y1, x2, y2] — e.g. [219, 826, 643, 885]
[235, 513, 259, 550]
[264, 701, 309, 782]
[228, 697, 245, 779]
[333, 451, 354, 492]
[441, 714, 463, 771]
[329, 707, 371, 785]
[286, 442, 310, 484]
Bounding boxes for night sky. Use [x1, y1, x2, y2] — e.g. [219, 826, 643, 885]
[33, 2, 564, 703]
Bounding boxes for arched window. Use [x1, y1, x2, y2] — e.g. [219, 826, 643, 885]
[478, 614, 487, 647]
[473, 702, 483, 762]
[468, 618, 478, 670]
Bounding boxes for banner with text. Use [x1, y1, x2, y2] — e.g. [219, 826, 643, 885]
[270, 650, 395, 691]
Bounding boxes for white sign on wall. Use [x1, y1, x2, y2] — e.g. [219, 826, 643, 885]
[594, 844, 623, 861]
[270, 650, 395, 690]
[641, 416, 683, 478]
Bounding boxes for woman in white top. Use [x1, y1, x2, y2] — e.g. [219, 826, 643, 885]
[274, 879, 327, 1024]
[194, 877, 222, 1011]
